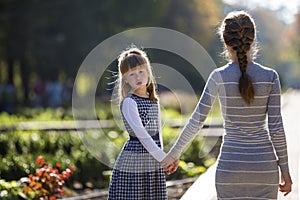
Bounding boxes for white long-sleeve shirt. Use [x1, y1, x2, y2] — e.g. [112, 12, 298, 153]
[121, 95, 166, 162]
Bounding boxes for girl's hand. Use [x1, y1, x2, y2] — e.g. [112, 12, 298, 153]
[279, 172, 292, 196]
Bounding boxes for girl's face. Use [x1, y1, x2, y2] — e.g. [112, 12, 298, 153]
[124, 65, 149, 93]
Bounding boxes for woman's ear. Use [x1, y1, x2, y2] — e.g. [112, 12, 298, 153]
[226, 45, 234, 53]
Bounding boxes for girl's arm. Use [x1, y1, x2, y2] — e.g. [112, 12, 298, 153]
[122, 98, 166, 162]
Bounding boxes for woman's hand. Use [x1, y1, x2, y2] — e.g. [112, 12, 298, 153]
[161, 155, 179, 175]
[165, 159, 179, 174]
[279, 172, 292, 196]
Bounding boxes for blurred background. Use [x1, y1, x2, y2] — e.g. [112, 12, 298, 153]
[0, 0, 299, 112]
[0, 0, 299, 199]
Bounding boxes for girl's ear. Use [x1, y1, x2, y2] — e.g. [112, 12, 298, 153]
[123, 77, 128, 84]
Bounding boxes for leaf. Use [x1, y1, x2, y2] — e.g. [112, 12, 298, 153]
[34, 182, 42, 190]
[29, 181, 36, 187]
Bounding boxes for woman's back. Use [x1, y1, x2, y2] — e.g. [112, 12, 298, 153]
[216, 62, 279, 142]
[163, 10, 292, 198]
[212, 62, 289, 199]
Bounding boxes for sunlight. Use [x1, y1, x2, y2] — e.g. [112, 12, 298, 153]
[223, 0, 300, 24]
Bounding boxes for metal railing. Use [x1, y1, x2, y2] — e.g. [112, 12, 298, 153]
[0, 119, 223, 136]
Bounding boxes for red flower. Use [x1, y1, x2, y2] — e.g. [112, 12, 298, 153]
[28, 174, 34, 180]
[50, 195, 57, 200]
[68, 166, 75, 172]
[22, 156, 75, 199]
[56, 163, 61, 168]
[36, 156, 45, 167]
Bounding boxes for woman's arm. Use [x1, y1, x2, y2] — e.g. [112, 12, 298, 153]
[267, 71, 290, 173]
[163, 71, 220, 166]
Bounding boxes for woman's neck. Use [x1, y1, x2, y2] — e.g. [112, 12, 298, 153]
[231, 52, 253, 64]
[227, 45, 253, 64]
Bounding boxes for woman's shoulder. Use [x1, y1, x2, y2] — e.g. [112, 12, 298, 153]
[248, 63, 281, 84]
[251, 62, 278, 76]
[211, 62, 278, 82]
[215, 61, 277, 75]
[213, 62, 237, 74]
[252, 62, 275, 71]
[209, 62, 234, 78]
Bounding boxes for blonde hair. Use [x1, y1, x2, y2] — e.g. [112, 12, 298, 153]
[218, 10, 257, 105]
[117, 47, 158, 103]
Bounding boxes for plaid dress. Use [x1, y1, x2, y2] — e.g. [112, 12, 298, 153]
[108, 94, 167, 200]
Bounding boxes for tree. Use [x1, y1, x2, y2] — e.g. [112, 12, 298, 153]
[0, 0, 225, 108]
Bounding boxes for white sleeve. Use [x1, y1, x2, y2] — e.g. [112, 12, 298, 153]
[122, 98, 166, 162]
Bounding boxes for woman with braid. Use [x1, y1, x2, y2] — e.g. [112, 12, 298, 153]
[162, 10, 292, 199]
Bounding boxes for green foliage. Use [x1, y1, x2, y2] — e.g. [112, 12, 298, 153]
[161, 108, 182, 119]
[167, 160, 207, 180]
[179, 161, 207, 177]
[0, 179, 23, 200]
[0, 107, 219, 194]
[0, 130, 111, 189]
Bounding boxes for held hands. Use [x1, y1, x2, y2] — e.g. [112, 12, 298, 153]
[161, 155, 179, 175]
[279, 172, 292, 196]
[164, 159, 179, 175]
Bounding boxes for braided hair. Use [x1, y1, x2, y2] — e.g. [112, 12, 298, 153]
[219, 11, 256, 105]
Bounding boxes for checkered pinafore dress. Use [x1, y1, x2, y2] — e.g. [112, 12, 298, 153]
[108, 94, 167, 200]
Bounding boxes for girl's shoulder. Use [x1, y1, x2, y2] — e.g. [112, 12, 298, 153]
[121, 93, 151, 105]
[121, 94, 136, 106]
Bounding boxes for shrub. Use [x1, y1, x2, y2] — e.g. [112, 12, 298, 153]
[0, 107, 220, 191]
[21, 156, 75, 200]
[0, 179, 23, 200]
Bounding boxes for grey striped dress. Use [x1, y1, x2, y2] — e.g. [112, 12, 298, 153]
[168, 62, 290, 199]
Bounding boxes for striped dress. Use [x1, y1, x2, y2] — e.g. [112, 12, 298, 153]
[108, 94, 167, 200]
[168, 62, 290, 199]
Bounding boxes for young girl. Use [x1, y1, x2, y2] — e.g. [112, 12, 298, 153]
[108, 47, 168, 199]
[163, 10, 292, 199]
